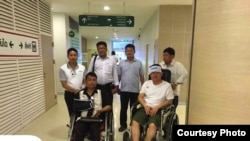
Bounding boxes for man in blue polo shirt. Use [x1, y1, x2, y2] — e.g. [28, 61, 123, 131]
[118, 44, 145, 132]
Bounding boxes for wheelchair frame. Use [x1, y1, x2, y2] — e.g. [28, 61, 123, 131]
[122, 103, 179, 141]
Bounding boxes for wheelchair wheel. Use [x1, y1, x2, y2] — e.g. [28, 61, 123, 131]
[123, 131, 130, 141]
[164, 113, 179, 141]
[107, 111, 114, 141]
[67, 113, 76, 141]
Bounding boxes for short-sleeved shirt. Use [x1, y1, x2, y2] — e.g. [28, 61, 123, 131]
[140, 80, 174, 107]
[59, 63, 86, 90]
[159, 60, 188, 96]
[88, 55, 119, 86]
[118, 58, 144, 93]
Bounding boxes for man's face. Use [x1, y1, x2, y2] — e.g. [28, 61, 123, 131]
[67, 50, 78, 63]
[125, 47, 135, 58]
[85, 76, 97, 88]
[163, 52, 174, 64]
[97, 45, 107, 57]
[150, 72, 163, 82]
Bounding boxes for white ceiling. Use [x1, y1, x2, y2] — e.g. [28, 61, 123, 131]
[47, 0, 193, 40]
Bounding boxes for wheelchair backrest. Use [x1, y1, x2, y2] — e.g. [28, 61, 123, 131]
[148, 69, 171, 83]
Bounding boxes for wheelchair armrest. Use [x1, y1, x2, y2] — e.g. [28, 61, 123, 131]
[79, 117, 103, 123]
[161, 105, 175, 114]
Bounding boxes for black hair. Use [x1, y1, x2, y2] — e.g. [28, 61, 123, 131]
[163, 47, 175, 56]
[111, 51, 116, 55]
[85, 72, 97, 80]
[96, 41, 107, 48]
[67, 48, 78, 56]
[125, 44, 135, 51]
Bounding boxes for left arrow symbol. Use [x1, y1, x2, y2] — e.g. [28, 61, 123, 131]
[19, 42, 23, 49]
[9, 41, 14, 48]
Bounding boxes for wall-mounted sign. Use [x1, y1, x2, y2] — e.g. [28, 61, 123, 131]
[0, 30, 39, 57]
[68, 31, 75, 37]
[79, 15, 134, 27]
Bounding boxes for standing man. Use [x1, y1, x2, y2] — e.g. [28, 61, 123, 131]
[118, 44, 145, 132]
[159, 47, 188, 111]
[59, 47, 87, 117]
[88, 41, 119, 104]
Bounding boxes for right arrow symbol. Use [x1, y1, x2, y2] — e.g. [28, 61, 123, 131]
[127, 19, 132, 25]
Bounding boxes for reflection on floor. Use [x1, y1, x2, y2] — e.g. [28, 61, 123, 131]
[16, 94, 186, 141]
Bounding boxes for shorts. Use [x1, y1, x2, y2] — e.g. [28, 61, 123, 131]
[132, 107, 161, 127]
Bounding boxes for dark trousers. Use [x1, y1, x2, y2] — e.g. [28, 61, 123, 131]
[64, 91, 76, 117]
[97, 83, 113, 104]
[120, 92, 139, 127]
[173, 96, 179, 111]
[75, 121, 100, 141]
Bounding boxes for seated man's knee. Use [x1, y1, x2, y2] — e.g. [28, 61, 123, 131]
[131, 120, 139, 127]
[148, 123, 157, 130]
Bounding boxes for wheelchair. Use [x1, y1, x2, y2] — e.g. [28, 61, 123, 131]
[67, 99, 114, 141]
[123, 69, 179, 141]
[122, 102, 178, 141]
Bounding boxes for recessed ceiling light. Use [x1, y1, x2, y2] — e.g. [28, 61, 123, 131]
[95, 36, 99, 39]
[104, 5, 110, 11]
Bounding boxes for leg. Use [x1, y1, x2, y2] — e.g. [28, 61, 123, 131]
[131, 120, 140, 141]
[129, 92, 139, 108]
[172, 96, 179, 111]
[120, 92, 129, 130]
[145, 123, 157, 141]
[64, 91, 75, 117]
[89, 122, 100, 141]
[74, 121, 88, 141]
[146, 111, 161, 141]
[131, 108, 148, 141]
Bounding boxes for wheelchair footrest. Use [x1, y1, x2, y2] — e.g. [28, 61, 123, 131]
[79, 117, 103, 123]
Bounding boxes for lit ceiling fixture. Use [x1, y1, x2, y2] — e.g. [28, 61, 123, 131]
[95, 36, 99, 39]
[104, 5, 110, 10]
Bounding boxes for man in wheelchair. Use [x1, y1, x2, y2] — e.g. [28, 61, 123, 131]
[131, 64, 174, 141]
[74, 72, 112, 141]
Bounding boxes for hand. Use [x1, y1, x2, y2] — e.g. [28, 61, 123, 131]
[171, 83, 177, 90]
[149, 106, 159, 116]
[112, 86, 118, 94]
[93, 110, 102, 117]
[73, 89, 80, 94]
[144, 105, 151, 115]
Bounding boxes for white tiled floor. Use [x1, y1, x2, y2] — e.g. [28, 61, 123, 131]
[16, 94, 186, 141]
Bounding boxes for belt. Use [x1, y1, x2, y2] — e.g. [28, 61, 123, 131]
[97, 82, 112, 88]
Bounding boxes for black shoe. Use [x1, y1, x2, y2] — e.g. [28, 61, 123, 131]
[118, 126, 127, 132]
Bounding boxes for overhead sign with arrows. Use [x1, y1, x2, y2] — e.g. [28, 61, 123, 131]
[79, 15, 134, 27]
[0, 30, 39, 57]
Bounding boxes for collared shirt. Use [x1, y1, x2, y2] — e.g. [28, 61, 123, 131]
[118, 58, 144, 93]
[88, 55, 119, 86]
[159, 60, 188, 96]
[59, 63, 86, 90]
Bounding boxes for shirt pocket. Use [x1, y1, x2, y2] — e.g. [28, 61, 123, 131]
[104, 63, 112, 73]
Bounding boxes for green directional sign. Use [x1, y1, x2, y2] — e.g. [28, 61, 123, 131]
[79, 15, 134, 27]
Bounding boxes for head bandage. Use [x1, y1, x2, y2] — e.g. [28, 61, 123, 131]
[148, 65, 162, 75]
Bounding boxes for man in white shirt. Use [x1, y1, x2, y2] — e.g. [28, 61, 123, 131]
[131, 64, 174, 141]
[159, 47, 188, 111]
[59, 48, 87, 116]
[88, 41, 119, 104]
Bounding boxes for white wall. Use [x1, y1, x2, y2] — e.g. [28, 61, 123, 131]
[134, 8, 160, 75]
[53, 13, 68, 94]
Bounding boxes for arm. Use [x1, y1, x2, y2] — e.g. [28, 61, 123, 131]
[87, 56, 94, 73]
[60, 81, 79, 94]
[112, 60, 119, 94]
[140, 75, 145, 85]
[138, 93, 151, 115]
[94, 90, 112, 117]
[139, 61, 145, 85]
[175, 63, 188, 84]
[59, 68, 79, 94]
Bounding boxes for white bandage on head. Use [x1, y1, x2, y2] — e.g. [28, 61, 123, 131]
[148, 65, 162, 75]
